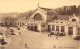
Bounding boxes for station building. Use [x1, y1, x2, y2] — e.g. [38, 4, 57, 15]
[26, 7, 80, 37]
[26, 7, 57, 32]
[0, 6, 80, 37]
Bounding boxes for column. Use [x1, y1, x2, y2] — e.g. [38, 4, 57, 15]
[55, 25, 56, 31]
[50, 25, 52, 31]
[15, 22, 16, 26]
[73, 26, 77, 37]
[65, 26, 68, 35]
[55, 25, 56, 34]
[18, 22, 20, 27]
[59, 26, 61, 33]
[38, 23, 41, 32]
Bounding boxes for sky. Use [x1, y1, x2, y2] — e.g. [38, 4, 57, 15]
[0, 0, 80, 13]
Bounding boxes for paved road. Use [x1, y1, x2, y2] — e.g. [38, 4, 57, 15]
[5, 35, 26, 49]
[3, 28, 80, 49]
[20, 30, 80, 49]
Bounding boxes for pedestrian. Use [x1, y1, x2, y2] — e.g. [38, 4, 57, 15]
[25, 43, 29, 49]
[42, 31, 44, 34]
[48, 34, 49, 37]
[50, 34, 51, 37]
[56, 32, 59, 40]
[19, 32, 21, 35]
[25, 43, 27, 48]
[48, 33, 51, 37]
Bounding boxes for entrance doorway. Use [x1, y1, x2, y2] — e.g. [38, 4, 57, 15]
[33, 26, 37, 31]
[31, 26, 33, 31]
[68, 27, 73, 36]
[48, 25, 51, 32]
[27, 25, 38, 31]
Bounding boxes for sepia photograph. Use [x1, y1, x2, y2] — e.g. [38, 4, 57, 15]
[0, 0, 80, 49]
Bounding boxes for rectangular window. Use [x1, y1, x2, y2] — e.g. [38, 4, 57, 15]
[56, 26, 59, 31]
[61, 26, 65, 32]
[78, 28, 80, 35]
[52, 25, 55, 31]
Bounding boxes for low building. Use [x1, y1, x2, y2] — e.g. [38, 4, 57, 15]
[48, 14, 80, 37]
[0, 17, 25, 27]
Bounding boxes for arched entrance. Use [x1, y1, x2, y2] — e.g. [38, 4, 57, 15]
[33, 13, 43, 20]
[33, 25, 37, 31]
[27, 24, 38, 32]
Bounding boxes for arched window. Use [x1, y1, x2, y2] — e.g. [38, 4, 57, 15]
[72, 19, 76, 22]
[33, 13, 43, 20]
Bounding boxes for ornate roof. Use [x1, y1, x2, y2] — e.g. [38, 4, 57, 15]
[39, 7, 58, 15]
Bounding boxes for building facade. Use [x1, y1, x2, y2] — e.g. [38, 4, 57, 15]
[0, 17, 24, 27]
[0, 6, 80, 37]
[48, 14, 80, 37]
[26, 7, 57, 32]
[26, 7, 80, 37]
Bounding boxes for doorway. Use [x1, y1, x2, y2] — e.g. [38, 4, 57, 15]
[68, 27, 73, 36]
[34, 26, 37, 31]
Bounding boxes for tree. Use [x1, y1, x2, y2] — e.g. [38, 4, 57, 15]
[1, 16, 15, 27]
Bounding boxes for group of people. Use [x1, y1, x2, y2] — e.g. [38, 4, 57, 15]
[48, 32, 59, 40]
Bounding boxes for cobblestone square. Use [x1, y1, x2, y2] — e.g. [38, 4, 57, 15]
[1, 27, 80, 49]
